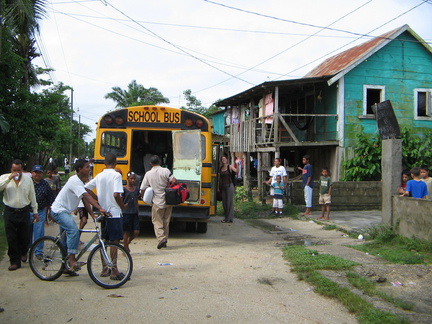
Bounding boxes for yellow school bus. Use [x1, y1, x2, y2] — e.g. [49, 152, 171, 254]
[93, 106, 217, 233]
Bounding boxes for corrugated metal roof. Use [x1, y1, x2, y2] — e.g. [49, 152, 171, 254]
[217, 25, 432, 105]
[216, 76, 330, 107]
[304, 25, 408, 79]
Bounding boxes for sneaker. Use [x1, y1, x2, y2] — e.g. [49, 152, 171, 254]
[269, 211, 275, 216]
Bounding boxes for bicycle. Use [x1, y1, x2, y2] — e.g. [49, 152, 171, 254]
[28, 214, 133, 289]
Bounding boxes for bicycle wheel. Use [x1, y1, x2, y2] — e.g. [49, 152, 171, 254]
[87, 242, 133, 289]
[29, 236, 66, 281]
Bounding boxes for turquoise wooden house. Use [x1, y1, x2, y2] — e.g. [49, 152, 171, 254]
[216, 25, 432, 188]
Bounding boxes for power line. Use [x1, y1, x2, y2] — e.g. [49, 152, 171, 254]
[42, 10, 379, 40]
[103, 2, 255, 86]
[274, 1, 428, 80]
[47, 6, 272, 77]
[195, 0, 374, 94]
[203, 0, 377, 38]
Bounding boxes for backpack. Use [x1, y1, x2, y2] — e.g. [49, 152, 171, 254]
[164, 183, 190, 205]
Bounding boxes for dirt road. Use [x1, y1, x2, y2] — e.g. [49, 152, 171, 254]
[0, 217, 356, 324]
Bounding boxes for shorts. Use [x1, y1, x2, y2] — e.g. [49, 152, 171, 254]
[78, 207, 88, 219]
[123, 213, 140, 232]
[272, 198, 283, 209]
[101, 217, 123, 241]
[319, 193, 331, 205]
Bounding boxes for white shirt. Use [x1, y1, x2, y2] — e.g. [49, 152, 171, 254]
[51, 175, 86, 214]
[0, 173, 38, 213]
[85, 169, 123, 218]
[269, 165, 288, 184]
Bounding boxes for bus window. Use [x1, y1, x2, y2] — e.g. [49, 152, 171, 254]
[100, 131, 127, 157]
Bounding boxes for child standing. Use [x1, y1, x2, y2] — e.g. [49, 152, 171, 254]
[122, 172, 141, 252]
[401, 167, 428, 199]
[45, 166, 61, 225]
[420, 165, 432, 200]
[45, 166, 61, 197]
[271, 175, 285, 216]
[318, 167, 332, 221]
[398, 170, 410, 195]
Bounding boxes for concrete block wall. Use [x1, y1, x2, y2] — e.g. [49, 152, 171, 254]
[291, 181, 382, 211]
[392, 196, 432, 241]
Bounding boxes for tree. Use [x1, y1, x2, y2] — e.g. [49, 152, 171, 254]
[181, 89, 221, 117]
[0, 113, 9, 133]
[0, 81, 92, 169]
[2, 0, 47, 87]
[342, 127, 432, 181]
[104, 80, 170, 108]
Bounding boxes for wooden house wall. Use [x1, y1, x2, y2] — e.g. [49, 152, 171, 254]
[343, 31, 432, 147]
[314, 86, 338, 142]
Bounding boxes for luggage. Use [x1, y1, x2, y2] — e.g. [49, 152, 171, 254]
[164, 183, 190, 205]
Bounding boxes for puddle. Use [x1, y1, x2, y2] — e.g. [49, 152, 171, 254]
[247, 219, 293, 233]
[283, 235, 316, 246]
[247, 219, 326, 246]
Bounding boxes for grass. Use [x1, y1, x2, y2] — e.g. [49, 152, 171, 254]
[347, 272, 414, 311]
[322, 224, 337, 231]
[216, 187, 300, 220]
[350, 224, 432, 264]
[283, 245, 410, 324]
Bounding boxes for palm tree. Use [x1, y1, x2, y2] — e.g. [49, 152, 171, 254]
[2, 0, 47, 86]
[104, 80, 170, 108]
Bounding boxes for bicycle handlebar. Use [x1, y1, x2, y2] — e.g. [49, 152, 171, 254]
[94, 212, 112, 222]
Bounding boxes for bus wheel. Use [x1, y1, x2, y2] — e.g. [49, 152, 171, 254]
[196, 222, 207, 233]
[185, 222, 197, 232]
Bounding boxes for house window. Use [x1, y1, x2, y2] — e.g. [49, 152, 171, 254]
[363, 85, 385, 115]
[414, 89, 432, 119]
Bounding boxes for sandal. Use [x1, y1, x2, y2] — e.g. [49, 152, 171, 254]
[70, 261, 86, 272]
[63, 269, 79, 276]
[100, 269, 111, 277]
[110, 272, 126, 281]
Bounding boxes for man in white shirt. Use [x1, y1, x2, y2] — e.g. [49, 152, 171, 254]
[265, 158, 288, 214]
[0, 159, 39, 271]
[51, 159, 106, 273]
[85, 153, 126, 280]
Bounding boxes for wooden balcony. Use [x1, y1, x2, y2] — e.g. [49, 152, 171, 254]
[226, 113, 338, 152]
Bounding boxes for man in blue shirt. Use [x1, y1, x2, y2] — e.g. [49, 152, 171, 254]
[30, 165, 55, 257]
[298, 155, 314, 215]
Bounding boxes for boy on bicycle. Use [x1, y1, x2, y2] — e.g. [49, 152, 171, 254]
[50, 159, 106, 274]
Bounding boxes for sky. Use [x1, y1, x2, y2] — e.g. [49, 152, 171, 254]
[34, 0, 432, 141]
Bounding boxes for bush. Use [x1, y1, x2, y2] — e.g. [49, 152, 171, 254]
[366, 224, 396, 242]
[234, 186, 250, 202]
[343, 126, 432, 181]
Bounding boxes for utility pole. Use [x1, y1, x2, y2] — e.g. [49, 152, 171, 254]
[69, 88, 73, 167]
[77, 108, 80, 158]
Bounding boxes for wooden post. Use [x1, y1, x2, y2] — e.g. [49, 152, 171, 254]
[274, 86, 279, 143]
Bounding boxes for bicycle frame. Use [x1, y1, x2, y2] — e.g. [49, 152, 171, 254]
[29, 215, 133, 288]
[72, 219, 111, 269]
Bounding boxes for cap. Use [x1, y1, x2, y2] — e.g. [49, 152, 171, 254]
[31, 165, 44, 173]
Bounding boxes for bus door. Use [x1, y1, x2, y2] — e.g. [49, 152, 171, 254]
[212, 143, 222, 212]
[172, 129, 202, 204]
